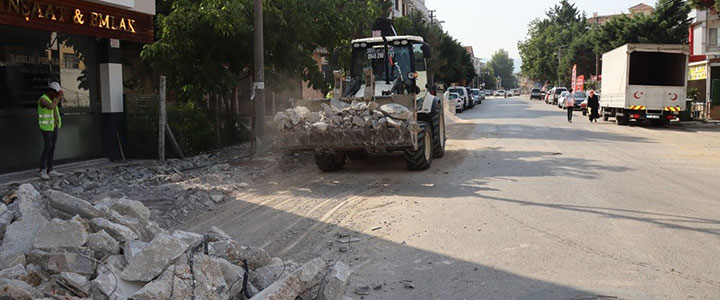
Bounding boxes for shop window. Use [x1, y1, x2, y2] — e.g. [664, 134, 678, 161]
[0, 25, 97, 111]
[710, 28, 719, 47]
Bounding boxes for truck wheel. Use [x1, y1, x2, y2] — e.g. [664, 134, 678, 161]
[314, 151, 346, 172]
[405, 121, 433, 171]
[603, 114, 609, 122]
[432, 101, 446, 159]
[616, 115, 629, 126]
[347, 151, 369, 161]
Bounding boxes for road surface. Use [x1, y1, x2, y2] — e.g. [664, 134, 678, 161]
[184, 96, 720, 299]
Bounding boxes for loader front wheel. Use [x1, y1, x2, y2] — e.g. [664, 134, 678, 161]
[314, 151, 346, 172]
[431, 101, 446, 159]
[404, 121, 433, 171]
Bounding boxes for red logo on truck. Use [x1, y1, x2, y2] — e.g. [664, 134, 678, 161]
[633, 91, 644, 99]
[669, 93, 678, 101]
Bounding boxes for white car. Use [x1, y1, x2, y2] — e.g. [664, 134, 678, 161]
[448, 92, 463, 113]
[557, 91, 570, 109]
[496, 90, 506, 97]
[447, 87, 471, 110]
[507, 90, 514, 97]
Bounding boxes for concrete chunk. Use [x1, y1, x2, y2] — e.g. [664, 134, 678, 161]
[46, 189, 101, 219]
[33, 218, 88, 249]
[46, 252, 96, 275]
[249, 258, 328, 300]
[90, 218, 138, 242]
[251, 260, 299, 291]
[120, 233, 189, 282]
[224, 241, 271, 270]
[57, 272, 90, 297]
[191, 254, 229, 300]
[87, 230, 120, 255]
[0, 278, 43, 299]
[95, 197, 151, 223]
[380, 103, 412, 120]
[0, 264, 26, 280]
[122, 240, 148, 263]
[318, 261, 352, 300]
[0, 204, 14, 240]
[0, 185, 48, 269]
[131, 264, 192, 300]
[211, 257, 245, 297]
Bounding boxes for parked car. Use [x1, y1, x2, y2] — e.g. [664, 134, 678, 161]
[466, 87, 477, 107]
[544, 91, 553, 104]
[550, 87, 568, 105]
[484, 90, 493, 97]
[496, 90, 506, 97]
[447, 87, 471, 110]
[530, 88, 542, 100]
[470, 88, 484, 105]
[558, 91, 570, 108]
[507, 90, 514, 97]
[512, 89, 521, 96]
[448, 92, 463, 113]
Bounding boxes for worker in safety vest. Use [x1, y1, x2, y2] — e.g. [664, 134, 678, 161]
[38, 82, 64, 180]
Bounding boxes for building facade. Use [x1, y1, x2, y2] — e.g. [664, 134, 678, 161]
[0, 0, 155, 172]
[392, 0, 428, 19]
[589, 3, 654, 26]
[688, 8, 720, 119]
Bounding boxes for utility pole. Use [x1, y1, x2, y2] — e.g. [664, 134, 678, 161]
[253, 0, 266, 151]
[429, 10, 435, 24]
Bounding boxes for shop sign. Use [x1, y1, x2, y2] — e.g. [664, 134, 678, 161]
[689, 64, 707, 81]
[0, 0, 153, 43]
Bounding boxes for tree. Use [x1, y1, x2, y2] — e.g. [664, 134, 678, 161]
[488, 49, 516, 88]
[689, 0, 720, 11]
[395, 10, 476, 84]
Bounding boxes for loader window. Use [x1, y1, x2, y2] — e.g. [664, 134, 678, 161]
[629, 52, 685, 86]
[351, 45, 413, 86]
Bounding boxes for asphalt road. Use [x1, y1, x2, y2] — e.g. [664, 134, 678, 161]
[184, 95, 720, 299]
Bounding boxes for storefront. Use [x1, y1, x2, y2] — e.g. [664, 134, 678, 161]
[0, 0, 154, 173]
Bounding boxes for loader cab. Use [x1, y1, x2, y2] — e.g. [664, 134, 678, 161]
[349, 36, 430, 98]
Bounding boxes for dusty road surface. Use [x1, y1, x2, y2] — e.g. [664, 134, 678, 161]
[183, 96, 720, 300]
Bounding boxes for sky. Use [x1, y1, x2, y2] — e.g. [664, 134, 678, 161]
[425, 0, 649, 71]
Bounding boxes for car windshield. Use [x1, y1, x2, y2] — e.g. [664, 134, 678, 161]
[574, 92, 586, 98]
[472, 90, 480, 95]
[448, 88, 464, 96]
[532, 89, 540, 92]
[560, 92, 568, 97]
[449, 93, 458, 99]
[555, 89, 566, 94]
[351, 44, 413, 86]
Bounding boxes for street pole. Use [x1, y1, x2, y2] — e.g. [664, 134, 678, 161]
[253, 0, 266, 151]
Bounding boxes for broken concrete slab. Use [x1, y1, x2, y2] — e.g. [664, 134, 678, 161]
[249, 258, 327, 300]
[0, 204, 14, 240]
[92, 267, 144, 300]
[122, 240, 148, 263]
[46, 190, 101, 219]
[0, 185, 49, 269]
[317, 261, 351, 300]
[46, 252, 96, 275]
[86, 230, 120, 255]
[211, 257, 245, 297]
[131, 264, 192, 300]
[251, 260, 299, 291]
[90, 218, 138, 242]
[33, 218, 88, 249]
[0, 264, 26, 280]
[379, 103, 412, 120]
[170, 230, 204, 246]
[57, 272, 90, 297]
[0, 278, 44, 299]
[191, 254, 229, 300]
[224, 241, 271, 270]
[120, 233, 189, 282]
[208, 226, 232, 241]
[95, 197, 151, 223]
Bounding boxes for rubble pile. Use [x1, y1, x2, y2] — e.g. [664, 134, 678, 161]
[273, 99, 413, 132]
[0, 184, 351, 300]
[0, 145, 303, 229]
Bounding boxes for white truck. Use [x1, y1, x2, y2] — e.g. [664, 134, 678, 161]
[600, 44, 689, 126]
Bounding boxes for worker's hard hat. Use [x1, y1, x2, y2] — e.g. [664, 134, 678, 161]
[49, 82, 62, 92]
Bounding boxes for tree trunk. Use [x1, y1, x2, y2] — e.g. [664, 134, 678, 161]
[212, 93, 222, 148]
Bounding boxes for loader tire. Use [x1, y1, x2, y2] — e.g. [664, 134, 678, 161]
[347, 151, 370, 161]
[431, 100, 446, 159]
[314, 151, 346, 172]
[405, 121, 433, 171]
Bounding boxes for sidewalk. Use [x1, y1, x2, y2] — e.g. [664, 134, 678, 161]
[0, 158, 114, 186]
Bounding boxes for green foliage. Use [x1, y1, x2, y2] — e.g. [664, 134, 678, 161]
[520, 0, 691, 86]
[143, 0, 390, 98]
[394, 10, 476, 84]
[689, 0, 720, 12]
[167, 102, 215, 155]
[488, 49, 516, 88]
[479, 65, 496, 89]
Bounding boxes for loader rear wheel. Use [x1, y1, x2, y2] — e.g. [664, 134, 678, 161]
[314, 151, 346, 172]
[405, 121, 433, 171]
[431, 100, 446, 159]
[347, 151, 370, 161]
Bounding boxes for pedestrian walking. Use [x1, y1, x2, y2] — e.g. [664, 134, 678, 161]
[587, 89, 600, 123]
[38, 82, 64, 180]
[564, 88, 575, 123]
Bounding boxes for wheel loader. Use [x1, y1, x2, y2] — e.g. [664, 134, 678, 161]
[274, 34, 446, 172]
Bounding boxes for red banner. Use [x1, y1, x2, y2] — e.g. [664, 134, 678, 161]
[576, 75, 585, 92]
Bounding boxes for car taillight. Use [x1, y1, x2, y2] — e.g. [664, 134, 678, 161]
[632, 114, 640, 119]
[666, 115, 675, 120]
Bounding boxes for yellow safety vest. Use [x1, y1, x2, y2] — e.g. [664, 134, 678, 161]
[38, 94, 61, 131]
